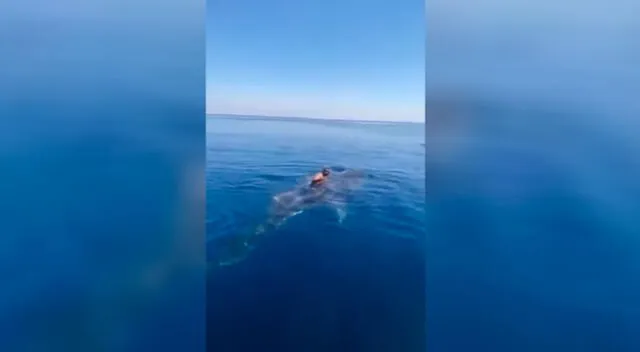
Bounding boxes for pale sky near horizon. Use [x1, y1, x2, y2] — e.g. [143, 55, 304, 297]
[206, 0, 425, 122]
[207, 0, 638, 121]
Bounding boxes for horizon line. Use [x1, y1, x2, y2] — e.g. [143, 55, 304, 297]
[206, 112, 425, 124]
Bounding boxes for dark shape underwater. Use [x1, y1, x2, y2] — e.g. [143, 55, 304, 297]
[210, 168, 366, 267]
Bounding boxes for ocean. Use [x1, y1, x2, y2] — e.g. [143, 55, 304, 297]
[425, 101, 640, 351]
[206, 106, 640, 352]
[206, 115, 426, 351]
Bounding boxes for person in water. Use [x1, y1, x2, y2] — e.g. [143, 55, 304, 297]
[310, 167, 330, 187]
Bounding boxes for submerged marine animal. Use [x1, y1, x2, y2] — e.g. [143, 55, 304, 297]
[211, 168, 365, 266]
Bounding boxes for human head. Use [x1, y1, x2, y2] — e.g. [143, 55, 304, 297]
[322, 168, 330, 176]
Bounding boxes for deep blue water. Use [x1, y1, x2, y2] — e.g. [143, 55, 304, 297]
[206, 115, 426, 351]
[426, 101, 640, 351]
[206, 107, 640, 352]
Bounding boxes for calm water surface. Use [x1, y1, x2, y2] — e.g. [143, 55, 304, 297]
[206, 115, 426, 352]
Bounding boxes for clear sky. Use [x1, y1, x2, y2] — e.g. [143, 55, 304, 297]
[206, 0, 425, 122]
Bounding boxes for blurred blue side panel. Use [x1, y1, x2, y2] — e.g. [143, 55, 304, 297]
[426, 1, 640, 351]
[0, 1, 205, 351]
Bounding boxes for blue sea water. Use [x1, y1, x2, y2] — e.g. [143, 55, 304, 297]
[206, 106, 640, 352]
[206, 115, 426, 351]
[426, 101, 640, 351]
